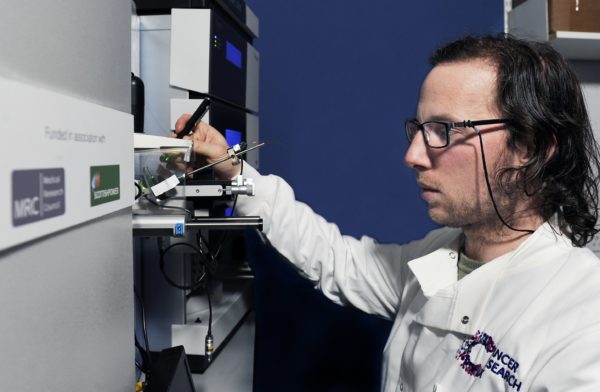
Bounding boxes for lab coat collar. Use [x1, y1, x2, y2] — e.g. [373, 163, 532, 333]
[406, 232, 463, 298]
[408, 221, 571, 336]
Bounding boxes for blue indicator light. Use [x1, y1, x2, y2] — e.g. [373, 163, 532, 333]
[225, 129, 242, 146]
[225, 41, 242, 69]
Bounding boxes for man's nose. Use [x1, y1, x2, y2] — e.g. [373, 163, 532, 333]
[404, 131, 432, 170]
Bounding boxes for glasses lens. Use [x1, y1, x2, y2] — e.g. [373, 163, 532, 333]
[423, 122, 448, 148]
[405, 120, 420, 143]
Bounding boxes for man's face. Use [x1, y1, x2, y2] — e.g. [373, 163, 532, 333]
[404, 59, 522, 229]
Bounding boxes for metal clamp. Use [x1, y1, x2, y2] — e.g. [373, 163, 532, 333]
[226, 175, 255, 196]
[227, 144, 243, 165]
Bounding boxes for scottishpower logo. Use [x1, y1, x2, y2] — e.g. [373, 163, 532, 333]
[90, 165, 120, 206]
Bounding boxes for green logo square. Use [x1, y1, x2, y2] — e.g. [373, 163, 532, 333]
[90, 165, 120, 206]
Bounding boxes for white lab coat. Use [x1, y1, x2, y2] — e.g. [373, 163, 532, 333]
[236, 164, 600, 391]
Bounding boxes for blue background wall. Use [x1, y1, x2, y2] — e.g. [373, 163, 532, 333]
[247, 0, 504, 243]
[243, 1, 503, 390]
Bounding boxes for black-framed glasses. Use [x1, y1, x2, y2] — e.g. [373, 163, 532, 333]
[405, 118, 511, 148]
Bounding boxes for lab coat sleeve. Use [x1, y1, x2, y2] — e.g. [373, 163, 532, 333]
[529, 325, 600, 391]
[235, 164, 408, 319]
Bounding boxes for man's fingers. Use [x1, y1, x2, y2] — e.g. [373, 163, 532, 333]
[194, 121, 211, 137]
[174, 118, 228, 161]
[175, 114, 192, 132]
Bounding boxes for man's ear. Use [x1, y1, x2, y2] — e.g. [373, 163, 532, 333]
[545, 134, 558, 163]
[515, 134, 557, 165]
[512, 139, 531, 166]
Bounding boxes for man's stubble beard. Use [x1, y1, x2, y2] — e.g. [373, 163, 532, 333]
[428, 159, 521, 232]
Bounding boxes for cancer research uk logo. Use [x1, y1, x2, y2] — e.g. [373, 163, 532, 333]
[90, 165, 120, 206]
[456, 330, 523, 391]
[12, 168, 66, 226]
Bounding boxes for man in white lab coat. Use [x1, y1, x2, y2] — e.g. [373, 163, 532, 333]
[177, 35, 600, 391]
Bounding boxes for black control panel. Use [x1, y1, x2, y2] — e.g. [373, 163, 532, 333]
[209, 12, 247, 110]
[134, 0, 253, 40]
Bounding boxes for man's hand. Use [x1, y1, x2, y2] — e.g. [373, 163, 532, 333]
[173, 114, 242, 179]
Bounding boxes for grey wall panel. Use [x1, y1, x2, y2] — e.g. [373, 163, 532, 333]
[0, 0, 131, 112]
[0, 211, 133, 391]
[571, 61, 600, 135]
[0, 1, 133, 391]
[572, 62, 600, 256]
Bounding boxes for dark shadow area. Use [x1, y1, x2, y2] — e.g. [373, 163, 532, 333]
[246, 229, 394, 392]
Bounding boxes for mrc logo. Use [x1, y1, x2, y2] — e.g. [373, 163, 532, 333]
[12, 168, 65, 226]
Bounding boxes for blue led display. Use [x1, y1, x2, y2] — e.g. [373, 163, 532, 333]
[225, 129, 242, 146]
[226, 41, 242, 69]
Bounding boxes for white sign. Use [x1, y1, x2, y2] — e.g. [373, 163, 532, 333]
[0, 76, 133, 251]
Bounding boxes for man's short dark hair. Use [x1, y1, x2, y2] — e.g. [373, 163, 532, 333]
[430, 34, 599, 247]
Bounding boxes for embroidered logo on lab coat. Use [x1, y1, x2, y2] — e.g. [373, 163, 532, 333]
[456, 331, 523, 391]
[456, 331, 496, 377]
